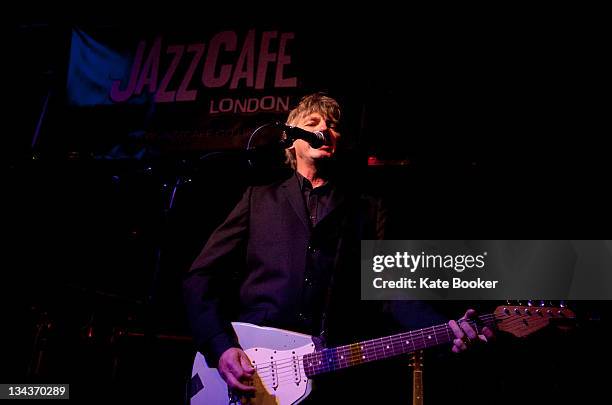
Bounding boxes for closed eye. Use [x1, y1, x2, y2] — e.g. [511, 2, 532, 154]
[326, 120, 338, 130]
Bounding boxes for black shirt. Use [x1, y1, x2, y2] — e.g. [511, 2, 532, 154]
[296, 171, 334, 227]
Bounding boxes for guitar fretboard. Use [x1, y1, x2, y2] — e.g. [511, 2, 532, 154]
[303, 315, 496, 377]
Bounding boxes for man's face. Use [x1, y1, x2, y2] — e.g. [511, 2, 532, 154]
[290, 112, 340, 164]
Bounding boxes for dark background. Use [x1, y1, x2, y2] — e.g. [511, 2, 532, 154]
[4, 7, 610, 404]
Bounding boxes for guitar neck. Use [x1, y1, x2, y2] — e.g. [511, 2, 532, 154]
[413, 369, 423, 405]
[411, 351, 424, 405]
[303, 313, 496, 377]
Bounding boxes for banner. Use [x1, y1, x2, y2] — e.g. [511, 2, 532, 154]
[65, 26, 310, 156]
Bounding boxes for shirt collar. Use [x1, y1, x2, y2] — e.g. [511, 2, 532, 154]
[295, 171, 330, 192]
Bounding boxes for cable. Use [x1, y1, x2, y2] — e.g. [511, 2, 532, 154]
[245, 122, 279, 169]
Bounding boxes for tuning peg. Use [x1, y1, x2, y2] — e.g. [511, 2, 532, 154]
[559, 300, 566, 308]
[540, 300, 546, 307]
[527, 300, 533, 307]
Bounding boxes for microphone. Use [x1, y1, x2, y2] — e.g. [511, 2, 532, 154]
[274, 121, 328, 148]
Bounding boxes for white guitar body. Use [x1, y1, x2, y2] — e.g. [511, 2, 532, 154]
[190, 322, 316, 405]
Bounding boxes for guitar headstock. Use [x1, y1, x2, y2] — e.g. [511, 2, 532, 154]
[409, 350, 424, 371]
[494, 301, 576, 338]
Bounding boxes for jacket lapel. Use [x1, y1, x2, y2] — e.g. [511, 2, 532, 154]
[317, 185, 346, 226]
[281, 174, 311, 232]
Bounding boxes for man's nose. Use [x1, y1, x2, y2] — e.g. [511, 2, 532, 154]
[314, 122, 328, 132]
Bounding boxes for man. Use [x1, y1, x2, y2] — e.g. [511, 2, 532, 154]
[183, 92, 493, 399]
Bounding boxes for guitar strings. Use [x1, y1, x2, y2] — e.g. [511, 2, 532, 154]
[253, 313, 504, 378]
[253, 315, 501, 380]
[254, 317, 523, 385]
[252, 312, 552, 382]
[253, 314, 498, 371]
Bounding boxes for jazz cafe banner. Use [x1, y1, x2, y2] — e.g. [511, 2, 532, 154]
[66, 26, 312, 157]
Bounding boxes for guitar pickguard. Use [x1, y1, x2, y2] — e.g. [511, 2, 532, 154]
[191, 323, 316, 405]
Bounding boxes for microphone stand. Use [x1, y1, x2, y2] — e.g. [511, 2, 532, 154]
[145, 167, 192, 343]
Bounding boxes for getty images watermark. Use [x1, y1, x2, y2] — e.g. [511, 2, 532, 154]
[361, 240, 612, 300]
[371, 251, 499, 290]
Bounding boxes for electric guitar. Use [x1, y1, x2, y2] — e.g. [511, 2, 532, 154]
[190, 304, 574, 405]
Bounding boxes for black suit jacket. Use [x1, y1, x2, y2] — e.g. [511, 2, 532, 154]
[183, 173, 388, 366]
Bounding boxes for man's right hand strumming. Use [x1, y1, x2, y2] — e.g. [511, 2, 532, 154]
[218, 347, 256, 393]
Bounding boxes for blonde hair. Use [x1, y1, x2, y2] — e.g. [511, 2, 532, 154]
[284, 93, 341, 168]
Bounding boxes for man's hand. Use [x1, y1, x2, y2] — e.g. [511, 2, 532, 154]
[218, 348, 256, 393]
[448, 309, 495, 353]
